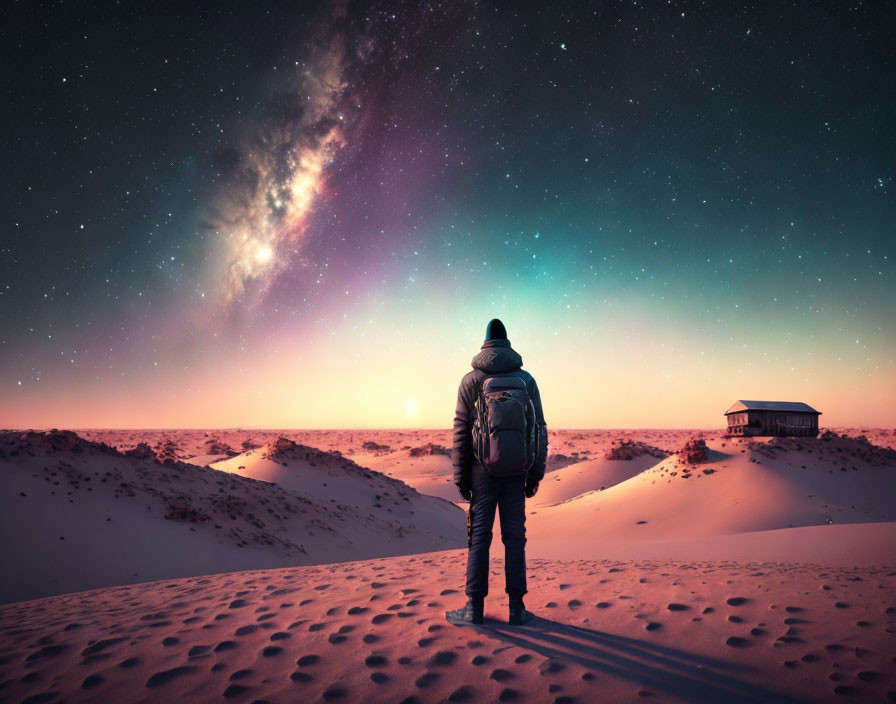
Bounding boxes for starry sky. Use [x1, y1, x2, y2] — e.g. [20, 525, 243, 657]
[1, 1, 894, 429]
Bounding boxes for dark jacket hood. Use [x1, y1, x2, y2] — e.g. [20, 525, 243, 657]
[471, 339, 523, 374]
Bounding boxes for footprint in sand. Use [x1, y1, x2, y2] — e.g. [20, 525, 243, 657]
[499, 688, 520, 701]
[645, 622, 661, 631]
[667, 603, 688, 611]
[371, 614, 393, 625]
[776, 635, 803, 644]
[214, 641, 238, 652]
[229, 669, 253, 680]
[725, 637, 749, 648]
[81, 674, 104, 689]
[290, 671, 313, 682]
[322, 686, 347, 700]
[448, 685, 474, 701]
[490, 668, 515, 682]
[539, 659, 565, 675]
[26, 645, 69, 662]
[426, 651, 457, 667]
[82, 638, 127, 656]
[222, 684, 251, 698]
[415, 672, 441, 688]
[145, 666, 198, 688]
[370, 672, 389, 683]
[726, 597, 748, 606]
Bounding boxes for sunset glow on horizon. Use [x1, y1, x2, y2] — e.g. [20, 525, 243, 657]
[1, 2, 893, 430]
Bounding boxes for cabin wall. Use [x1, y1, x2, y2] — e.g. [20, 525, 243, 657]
[726, 410, 819, 437]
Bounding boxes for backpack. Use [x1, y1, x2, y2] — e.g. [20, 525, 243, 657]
[471, 373, 539, 475]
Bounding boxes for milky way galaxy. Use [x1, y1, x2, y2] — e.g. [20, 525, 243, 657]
[212, 28, 349, 306]
[1, 1, 894, 428]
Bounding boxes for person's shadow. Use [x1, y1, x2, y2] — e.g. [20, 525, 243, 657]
[480, 616, 808, 703]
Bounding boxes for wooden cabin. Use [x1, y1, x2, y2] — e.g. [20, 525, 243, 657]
[724, 400, 821, 437]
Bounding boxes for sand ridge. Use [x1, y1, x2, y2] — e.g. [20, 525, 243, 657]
[0, 430, 464, 604]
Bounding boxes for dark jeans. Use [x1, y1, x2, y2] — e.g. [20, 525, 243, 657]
[465, 463, 527, 599]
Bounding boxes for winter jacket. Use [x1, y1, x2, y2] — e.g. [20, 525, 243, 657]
[452, 339, 548, 486]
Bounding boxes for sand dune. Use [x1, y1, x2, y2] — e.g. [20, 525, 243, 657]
[359, 446, 458, 502]
[0, 431, 464, 604]
[528, 434, 896, 541]
[2, 426, 894, 702]
[0, 550, 893, 704]
[533, 454, 663, 507]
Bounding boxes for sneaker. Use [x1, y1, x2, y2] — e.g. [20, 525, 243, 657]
[446, 598, 484, 625]
[508, 599, 535, 626]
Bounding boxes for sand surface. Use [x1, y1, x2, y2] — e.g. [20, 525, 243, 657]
[0, 431, 463, 604]
[0, 551, 893, 704]
[1, 426, 894, 702]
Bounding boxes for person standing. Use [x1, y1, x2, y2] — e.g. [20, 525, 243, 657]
[446, 319, 548, 625]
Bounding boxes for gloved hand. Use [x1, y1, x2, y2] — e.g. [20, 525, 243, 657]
[524, 476, 540, 498]
[457, 482, 473, 502]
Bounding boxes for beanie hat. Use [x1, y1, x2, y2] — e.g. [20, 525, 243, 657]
[485, 318, 507, 341]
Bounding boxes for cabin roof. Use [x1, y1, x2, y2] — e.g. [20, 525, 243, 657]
[724, 400, 821, 415]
